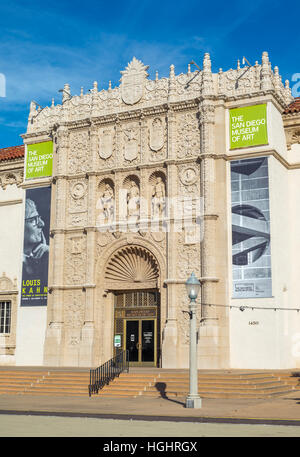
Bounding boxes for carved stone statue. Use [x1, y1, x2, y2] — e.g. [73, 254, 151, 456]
[151, 176, 165, 218]
[98, 184, 115, 225]
[127, 181, 140, 219]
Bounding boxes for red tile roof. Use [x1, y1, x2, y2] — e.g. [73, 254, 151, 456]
[284, 97, 300, 114]
[0, 145, 25, 162]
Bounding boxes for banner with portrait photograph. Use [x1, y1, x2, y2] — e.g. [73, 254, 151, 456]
[21, 186, 51, 306]
[231, 157, 272, 298]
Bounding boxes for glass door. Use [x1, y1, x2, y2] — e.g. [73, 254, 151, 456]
[126, 320, 139, 362]
[125, 319, 156, 366]
[141, 320, 155, 362]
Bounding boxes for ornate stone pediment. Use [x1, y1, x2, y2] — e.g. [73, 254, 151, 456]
[120, 57, 149, 105]
[0, 272, 17, 292]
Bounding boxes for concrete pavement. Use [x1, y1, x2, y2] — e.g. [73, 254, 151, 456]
[0, 389, 300, 426]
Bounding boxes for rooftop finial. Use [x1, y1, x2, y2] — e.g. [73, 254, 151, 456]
[260, 51, 272, 91]
[62, 83, 71, 103]
[202, 52, 214, 96]
[169, 64, 175, 79]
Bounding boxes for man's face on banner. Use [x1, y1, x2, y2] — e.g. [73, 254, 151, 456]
[24, 199, 44, 247]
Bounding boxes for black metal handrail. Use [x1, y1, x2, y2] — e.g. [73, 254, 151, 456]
[88, 350, 129, 396]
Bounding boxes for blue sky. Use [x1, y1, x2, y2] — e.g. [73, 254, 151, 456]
[0, 0, 299, 148]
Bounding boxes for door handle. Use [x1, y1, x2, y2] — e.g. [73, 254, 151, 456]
[136, 343, 141, 350]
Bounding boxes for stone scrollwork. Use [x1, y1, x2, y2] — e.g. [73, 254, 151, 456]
[68, 130, 89, 174]
[176, 111, 200, 158]
[68, 179, 88, 227]
[64, 290, 85, 330]
[177, 231, 201, 277]
[65, 236, 87, 285]
[285, 128, 300, 150]
[0, 170, 24, 190]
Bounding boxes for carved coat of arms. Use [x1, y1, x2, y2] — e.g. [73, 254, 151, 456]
[99, 129, 113, 160]
[149, 118, 164, 151]
[124, 128, 138, 162]
[121, 57, 149, 106]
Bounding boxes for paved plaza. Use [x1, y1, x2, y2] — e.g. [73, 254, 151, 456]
[0, 390, 300, 437]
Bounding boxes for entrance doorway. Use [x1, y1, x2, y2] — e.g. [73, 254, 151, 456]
[126, 319, 156, 364]
[114, 290, 159, 367]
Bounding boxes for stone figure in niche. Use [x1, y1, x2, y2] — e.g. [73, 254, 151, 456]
[151, 177, 165, 218]
[127, 181, 140, 219]
[98, 184, 115, 225]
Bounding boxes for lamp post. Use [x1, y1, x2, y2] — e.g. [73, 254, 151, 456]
[185, 272, 202, 409]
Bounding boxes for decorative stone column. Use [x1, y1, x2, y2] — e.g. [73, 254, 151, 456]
[197, 53, 221, 369]
[162, 106, 178, 368]
[44, 126, 69, 365]
[199, 53, 218, 322]
[79, 125, 98, 366]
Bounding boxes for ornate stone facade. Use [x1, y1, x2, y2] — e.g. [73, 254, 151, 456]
[15, 52, 298, 369]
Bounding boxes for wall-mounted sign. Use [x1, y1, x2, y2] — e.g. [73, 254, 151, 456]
[229, 104, 268, 149]
[125, 308, 156, 318]
[25, 141, 53, 179]
[114, 335, 121, 347]
[21, 186, 51, 306]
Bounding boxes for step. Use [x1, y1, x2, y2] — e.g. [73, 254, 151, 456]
[25, 384, 88, 391]
[0, 375, 47, 380]
[146, 382, 285, 391]
[149, 379, 283, 386]
[0, 386, 26, 393]
[101, 385, 147, 392]
[39, 379, 89, 386]
[144, 385, 291, 395]
[22, 390, 88, 396]
[141, 388, 294, 399]
[97, 390, 141, 397]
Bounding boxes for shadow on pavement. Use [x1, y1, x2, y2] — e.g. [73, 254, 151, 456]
[154, 382, 185, 407]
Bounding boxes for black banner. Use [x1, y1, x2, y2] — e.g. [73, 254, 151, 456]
[21, 186, 51, 306]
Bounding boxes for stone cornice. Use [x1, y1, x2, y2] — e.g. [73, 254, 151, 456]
[218, 149, 300, 170]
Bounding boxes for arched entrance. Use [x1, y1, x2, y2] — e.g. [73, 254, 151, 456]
[104, 245, 160, 367]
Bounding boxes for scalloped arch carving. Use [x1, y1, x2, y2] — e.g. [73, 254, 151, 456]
[105, 246, 159, 283]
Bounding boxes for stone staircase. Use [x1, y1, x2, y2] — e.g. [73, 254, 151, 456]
[0, 368, 299, 398]
[0, 369, 90, 396]
[98, 370, 299, 399]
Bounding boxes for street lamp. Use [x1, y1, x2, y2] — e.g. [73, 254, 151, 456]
[185, 272, 202, 409]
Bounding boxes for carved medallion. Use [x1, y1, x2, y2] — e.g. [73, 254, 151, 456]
[121, 58, 149, 105]
[99, 129, 113, 160]
[149, 118, 164, 152]
[71, 182, 87, 200]
[179, 166, 198, 186]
